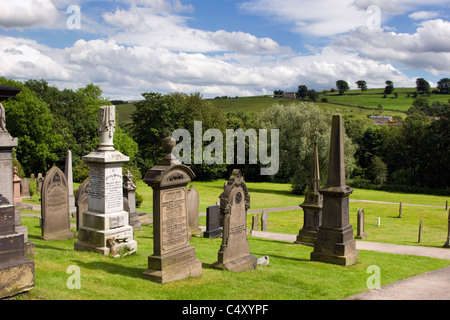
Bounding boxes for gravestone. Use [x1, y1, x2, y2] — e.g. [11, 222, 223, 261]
[13, 166, 22, 205]
[295, 140, 323, 246]
[75, 106, 137, 256]
[41, 166, 75, 240]
[203, 205, 222, 239]
[143, 132, 202, 283]
[252, 214, 259, 231]
[261, 209, 268, 231]
[187, 185, 202, 237]
[444, 210, 450, 248]
[418, 219, 423, 243]
[65, 150, 76, 217]
[30, 173, 35, 183]
[20, 178, 31, 200]
[75, 179, 89, 231]
[398, 202, 403, 218]
[212, 169, 257, 272]
[0, 195, 35, 298]
[123, 170, 142, 231]
[355, 208, 367, 239]
[310, 114, 359, 266]
[36, 173, 43, 195]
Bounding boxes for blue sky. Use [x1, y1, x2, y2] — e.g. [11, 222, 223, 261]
[0, 0, 449, 100]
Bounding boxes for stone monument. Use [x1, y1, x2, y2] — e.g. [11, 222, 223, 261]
[0, 85, 34, 298]
[355, 208, 367, 240]
[75, 179, 89, 231]
[65, 150, 77, 217]
[295, 140, 323, 246]
[12, 166, 22, 204]
[75, 106, 137, 256]
[212, 169, 257, 272]
[123, 170, 142, 230]
[41, 166, 75, 240]
[261, 209, 268, 231]
[203, 205, 222, 239]
[36, 173, 43, 195]
[20, 177, 31, 200]
[310, 114, 359, 266]
[187, 185, 202, 237]
[444, 210, 450, 248]
[142, 132, 202, 283]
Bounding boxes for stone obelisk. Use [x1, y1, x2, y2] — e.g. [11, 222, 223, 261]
[310, 114, 359, 266]
[295, 140, 323, 246]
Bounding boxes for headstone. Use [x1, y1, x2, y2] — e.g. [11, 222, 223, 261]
[0, 86, 34, 298]
[0, 195, 35, 298]
[418, 219, 423, 243]
[36, 173, 43, 195]
[41, 166, 75, 240]
[355, 208, 367, 239]
[398, 202, 402, 218]
[252, 214, 259, 231]
[65, 150, 76, 217]
[20, 177, 31, 200]
[142, 132, 202, 283]
[295, 140, 323, 246]
[377, 217, 381, 227]
[75, 106, 137, 256]
[310, 114, 359, 266]
[75, 179, 89, 231]
[187, 185, 202, 237]
[203, 205, 222, 239]
[123, 170, 142, 230]
[13, 166, 22, 205]
[446, 200, 448, 211]
[212, 169, 257, 272]
[261, 209, 269, 231]
[30, 173, 35, 183]
[444, 210, 450, 248]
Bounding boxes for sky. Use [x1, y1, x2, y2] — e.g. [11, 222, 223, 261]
[0, 0, 449, 100]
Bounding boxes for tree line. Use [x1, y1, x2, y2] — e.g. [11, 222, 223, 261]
[1, 77, 448, 195]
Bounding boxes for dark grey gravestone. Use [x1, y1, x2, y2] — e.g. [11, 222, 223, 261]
[41, 166, 75, 240]
[204, 205, 222, 239]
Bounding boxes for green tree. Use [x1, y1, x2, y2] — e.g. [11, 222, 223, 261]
[437, 78, 450, 94]
[416, 78, 430, 94]
[336, 80, 349, 95]
[368, 156, 388, 186]
[307, 89, 319, 102]
[297, 85, 308, 100]
[0, 78, 62, 174]
[355, 80, 367, 93]
[384, 80, 394, 94]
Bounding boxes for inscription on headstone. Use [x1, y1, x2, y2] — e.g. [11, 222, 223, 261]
[161, 187, 189, 252]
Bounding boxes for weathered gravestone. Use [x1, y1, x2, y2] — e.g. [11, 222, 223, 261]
[142, 133, 202, 283]
[123, 170, 142, 231]
[355, 208, 367, 240]
[252, 214, 259, 231]
[261, 209, 268, 232]
[187, 185, 202, 237]
[65, 150, 76, 218]
[30, 173, 35, 183]
[204, 205, 222, 239]
[310, 114, 359, 266]
[398, 202, 403, 218]
[41, 166, 75, 240]
[295, 140, 322, 246]
[444, 210, 450, 248]
[75, 179, 89, 231]
[20, 177, 31, 200]
[0, 195, 35, 298]
[12, 166, 22, 205]
[36, 173, 43, 195]
[212, 169, 257, 272]
[75, 106, 137, 256]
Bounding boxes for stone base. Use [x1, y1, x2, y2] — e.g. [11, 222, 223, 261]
[203, 228, 222, 239]
[310, 226, 359, 266]
[444, 240, 449, 248]
[74, 239, 137, 256]
[211, 254, 257, 273]
[0, 257, 35, 299]
[295, 229, 317, 246]
[129, 212, 143, 231]
[355, 234, 367, 240]
[143, 246, 202, 284]
[137, 212, 152, 226]
[190, 227, 203, 238]
[42, 229, 75, 241]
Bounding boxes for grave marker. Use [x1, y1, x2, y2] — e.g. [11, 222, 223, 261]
[261, 209, 268, 231]
[355, 208, 367, 239]
[204, 205, 222, 239]
[444, 210, 450, 248]
[123, 170, 142, 230]
[20, 177, 31, 200]
[187, 185, 202, 237]
[65, 150, 76, 217]
[252, 214, 259, 231]
[212, 169, 257, 272]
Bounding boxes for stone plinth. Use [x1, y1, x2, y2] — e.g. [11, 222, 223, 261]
[310, 114, 358, 266]
[212, 169, 257, 272]
[142, 133, 202, 284]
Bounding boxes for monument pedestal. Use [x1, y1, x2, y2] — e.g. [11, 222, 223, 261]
[295, 203, 322, 246]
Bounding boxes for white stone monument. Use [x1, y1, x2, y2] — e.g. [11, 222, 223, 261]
[65, 150, 76, 217]
[74, 106, 137, 256]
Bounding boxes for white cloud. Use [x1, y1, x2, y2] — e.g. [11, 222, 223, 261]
[0, 0, 60, 29]
[409, 11, 440, 20]
[332, 19, 450, 75]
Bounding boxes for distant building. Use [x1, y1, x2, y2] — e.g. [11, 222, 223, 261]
[369, 115, 397, 125]
[283, 92, 297, 99]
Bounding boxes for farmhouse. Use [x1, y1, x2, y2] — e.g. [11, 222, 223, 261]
[369, 115, 397, 125]
[283, 92, 297, 99]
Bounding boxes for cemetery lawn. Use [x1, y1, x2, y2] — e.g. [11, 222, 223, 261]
[18, 216, 450, 300]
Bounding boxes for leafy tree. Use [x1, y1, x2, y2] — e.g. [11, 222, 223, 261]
[297, 85, 308, 100]
[437, 78, 450, 94]
[307, 89, 319, 102]
[356, 80, 367, 93]
[416, 78, 430, 94]
[384, 80, 394, 94]
[336, 80, 349, 95]
[368, 156, 388, 186]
